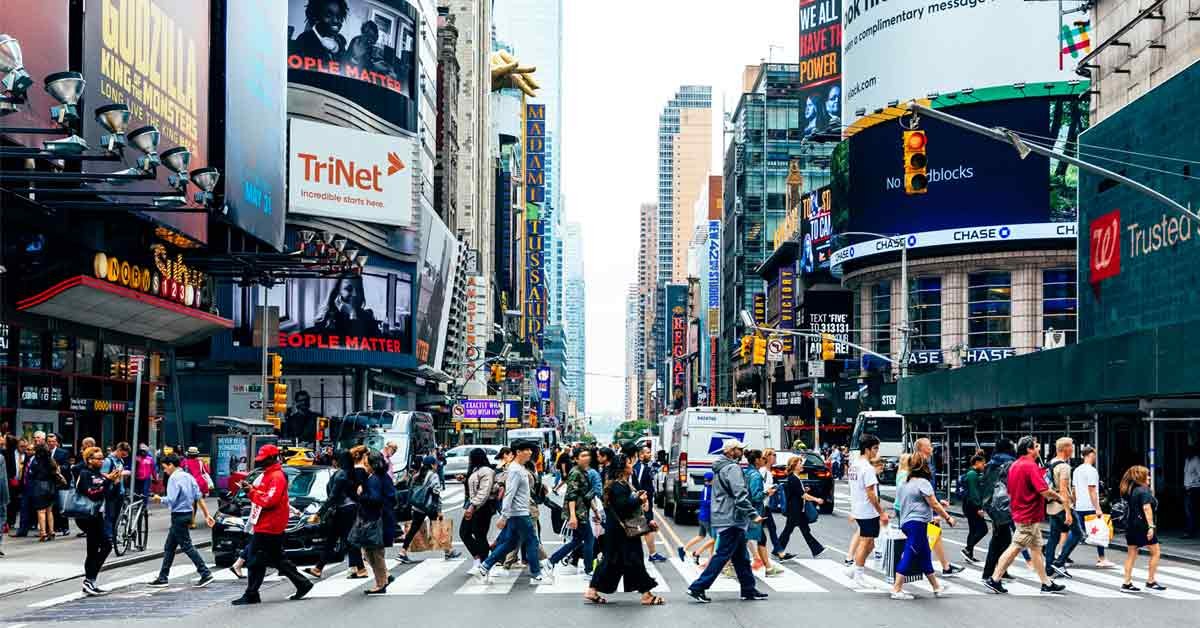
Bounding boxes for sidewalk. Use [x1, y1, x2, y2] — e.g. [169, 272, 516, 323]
[0, 498, 218, 597]
[868, 482, 1200, 565]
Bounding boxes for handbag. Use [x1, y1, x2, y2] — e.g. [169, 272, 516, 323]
[804, 500, 819, 524]
[430, 517, 453, 551]
[62, 490, 101, 518]
[347, 513, 384, 549]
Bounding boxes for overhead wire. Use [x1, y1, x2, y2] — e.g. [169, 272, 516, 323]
[1019, 137, 1200, 181]
[1013, 130, 1200, 166]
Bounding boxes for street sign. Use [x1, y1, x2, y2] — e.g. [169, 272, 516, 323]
[767, 338, 784, 362]
[452, 403, 465, 419]
[808, 361, 826, 378]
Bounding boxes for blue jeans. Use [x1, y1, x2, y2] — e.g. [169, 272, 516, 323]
[689, 526, 757, 595]
[482, 515, 541, 576]
[103, 496, 123, 541]
[548, 518, 594, 573]
[159, 512, 211, 579]
[1057, 509, 1104, 565]
[15, 489, 32, 534]
[1043, 510, 1071, 567]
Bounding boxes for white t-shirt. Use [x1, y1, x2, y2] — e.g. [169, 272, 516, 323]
[760, 466, 774, 505]
[1072, 462, 1100, 512]
[848, 457, 880, 519]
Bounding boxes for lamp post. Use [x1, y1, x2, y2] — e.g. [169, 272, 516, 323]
[834, 231, 911, 379]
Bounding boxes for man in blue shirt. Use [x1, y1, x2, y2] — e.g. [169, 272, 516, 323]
[148, 453, 215, 587]
[99, 443, 131, 541]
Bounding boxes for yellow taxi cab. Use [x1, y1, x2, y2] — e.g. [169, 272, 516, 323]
[282, 446, 315, 466]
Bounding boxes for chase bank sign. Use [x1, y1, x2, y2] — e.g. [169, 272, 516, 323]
[831, 223, 1076, 268]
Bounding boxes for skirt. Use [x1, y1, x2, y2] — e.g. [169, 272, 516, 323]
[897, 520, 935, 577]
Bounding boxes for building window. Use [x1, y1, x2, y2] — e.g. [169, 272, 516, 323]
[908, 277, 942, 352]
[50, 334, 71, 371]
[19, 329, 42, 369]
[968, 271, 1012, 348]
[871, 281, 891, 356]
[1043, 268, 1077, 346]
[75, 339, 96, 375]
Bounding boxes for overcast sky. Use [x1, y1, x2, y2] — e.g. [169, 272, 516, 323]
[562, 1, 800, 418]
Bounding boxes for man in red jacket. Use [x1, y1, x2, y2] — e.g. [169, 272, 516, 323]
[232, 445, 313, 605]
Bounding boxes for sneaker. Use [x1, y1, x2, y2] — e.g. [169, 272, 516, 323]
[942, 564, 964, 577]
[933, 583, 950, 598]
[147, 577, 170, 588]
[773, 552, 796, 561]
[813, 547, 826, 559]
[193, 574, 215, 588]
[648, 552, 668, 563]
[82, 580, 109, 597]
[230, 594, 261, 606]
[764, 565, 784, 577]
[1040, 582, 1066, 595]
[528, 574, 549, 586]
[843, 558, 854, 566]
[850, 570, 869, 589]
[677, 547, 686, 562]
[397, 554, 416, 565]
[960, 548, 978, 564]
[686, 588, 712, 604]
[1049, 564, 1072, 579]
[1001, 572, 1015, 580]
[468, 565, 489, 582]
[444, 550, 462, 560]
[721, 566, 735, 579]
[1063, 558, 1075, 566]
[1120, 583, 1141, 593]
[288, 579, 314, 600]
[983, 578, 1008, 594]
[1096, 560, 1117, 569]
[890, 590, 915, 600]
[1145, 581, 1167, 591]
[740, 590, 769, 601]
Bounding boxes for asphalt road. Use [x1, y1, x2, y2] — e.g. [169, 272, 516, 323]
[0, 480, 1197, 628]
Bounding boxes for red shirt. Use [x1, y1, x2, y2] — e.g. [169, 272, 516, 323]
[1007, 456, 1049, 525]
[247, 463, 290, 534]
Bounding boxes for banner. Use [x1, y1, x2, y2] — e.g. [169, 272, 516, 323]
[288, 118, 415, 226]
[84, 0, 212, 245]
[665, 283, 689, 412]
[779, 266, 797, 353]
[524, 219, 546, 350]
[286, 0, 418, 131]
[0, 0, 68, 148]
[798, 0, 841, 137]
[224, 0, 289, 250]
[416, 207, 460, 368]
[707, 220, 721, 333]
[525, 104, 546, 204]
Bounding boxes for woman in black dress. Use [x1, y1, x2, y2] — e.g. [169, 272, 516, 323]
[30, 444, 63, 541]
[305, 450, 360, 579]
[585, 454, 664, 606]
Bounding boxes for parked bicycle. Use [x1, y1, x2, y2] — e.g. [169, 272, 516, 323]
[112, 494, 149, 556]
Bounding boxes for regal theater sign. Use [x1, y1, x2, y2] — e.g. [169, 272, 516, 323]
[92, 244, 208, 309]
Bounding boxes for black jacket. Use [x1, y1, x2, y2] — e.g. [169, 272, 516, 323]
[632, 461, 655, 498]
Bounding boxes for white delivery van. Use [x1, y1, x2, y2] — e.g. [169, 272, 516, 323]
[849, 411, 906, 482]
[654, 414, 678, 506]
[663, 406, 775, 521]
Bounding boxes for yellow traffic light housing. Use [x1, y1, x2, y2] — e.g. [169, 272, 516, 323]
[272, 382, 288, 415]
[752, 336, 767, 365]
[740, 335, 753, 361]
[265, 414, 282, 430]
[821, 333, 836, 360]
[270, 353, 283, 379]
[903, 130, 928, 195]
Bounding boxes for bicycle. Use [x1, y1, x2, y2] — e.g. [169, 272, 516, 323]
[113, 495, 149, 556]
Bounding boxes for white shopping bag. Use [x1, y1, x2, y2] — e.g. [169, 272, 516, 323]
[1085, 513, 1112, 547]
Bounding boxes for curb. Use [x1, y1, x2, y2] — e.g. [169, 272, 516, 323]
[0, 539, 213, 600]
[877, 492, 1200, 567]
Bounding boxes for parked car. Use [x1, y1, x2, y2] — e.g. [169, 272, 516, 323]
[212, 465, 333, 567]
[771, 450, 835, 514]
[442, 444, 502, 481]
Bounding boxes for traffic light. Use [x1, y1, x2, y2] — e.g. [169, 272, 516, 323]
[821, 333, 836, 360]
[265, 414, 282, 430]
[491, 363, 507, 383]
[272, 382, 288, 415]
[903, 130, 928, 195]
[740, 335, 753, 361]
[269, 353, 283, 379]
[752, 336, 767, 365]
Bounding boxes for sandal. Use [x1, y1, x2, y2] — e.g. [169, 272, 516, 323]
[584, 594, 608, 605]
[347, 571, 369, 579]
[641, 594, 665, 606]
[303, 568, 323, 579]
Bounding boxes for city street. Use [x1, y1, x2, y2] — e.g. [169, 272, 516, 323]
[0, 482, 1195, 627]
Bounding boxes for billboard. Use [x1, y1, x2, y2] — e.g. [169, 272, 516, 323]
[707, 220, 720, 333]
[832, 97, 1085, 237]
[800, 186, 833, 273]
[798, 0, 841, 136]
[803, 289, 852, 360]
[83, 0, 212, 245]
[665, 283, 689, 412]
[0, 0, 69, 148]
[841, 0, 1072, 127]
[286, 0, 417, 131]
[224, 0, 289, 250]
[525, 104, 546, 205]
[288, 118, 414, 226]
[524, 219, 546, 350]
[779, 266, 797, 353]
[416, 206, 459, 369]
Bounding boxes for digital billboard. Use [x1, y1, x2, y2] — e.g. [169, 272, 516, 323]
[798, 0, 841, 136]
[415, 206, 459, 369]
[286, 0, 418, 132]
[800, 186, 833, 273]
[224, 0, 290, 250]
[831, 96, 1085, 238]
[83, 0, 212, 245]
[0, 0, 69, 148]
[841, 0, 1072, 127]
[803, 289, 852, 360]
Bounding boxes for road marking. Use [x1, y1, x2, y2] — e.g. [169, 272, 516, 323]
[795, 558, 888, 593]
[1153, 564, 1200, 583]
[1124, 565, 1200, 592]
[1067, 566, 1200, 600]
[306, 560, 398, 597]
[456, 565, 525, 594]
[535, 569, 592, 594]
[384, 559, 465, 595]
[1007, 564, 1126, 598]
[665, 555, 739, 592]
[954, 565, 1044, 596]
[754, 564, 827, 593]
[29, 565, 197, 608]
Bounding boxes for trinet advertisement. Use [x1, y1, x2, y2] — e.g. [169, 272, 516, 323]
[287, 118, 415, 226]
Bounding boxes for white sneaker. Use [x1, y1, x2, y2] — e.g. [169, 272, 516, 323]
[851, 570, 869, 589]
[1097, 560, 1117, 569]
[468, 565, 489, 582]
[933, 583, 950, 598]
[890, 591, 915, 600]
[528, 574, 549, 586]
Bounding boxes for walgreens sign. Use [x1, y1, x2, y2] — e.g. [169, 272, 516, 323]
[288, 119, 414, 226]
[1089, 210, 1120, 284]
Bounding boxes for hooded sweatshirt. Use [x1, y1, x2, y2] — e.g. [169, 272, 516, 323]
[709, 456, 758, 530]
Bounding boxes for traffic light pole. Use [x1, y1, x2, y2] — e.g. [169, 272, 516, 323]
[260, 284, 269, 425]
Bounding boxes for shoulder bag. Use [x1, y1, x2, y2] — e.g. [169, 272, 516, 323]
[618, 482, 653, 538]
[63, 489, 101, 518]
[347, 512, 384, 548]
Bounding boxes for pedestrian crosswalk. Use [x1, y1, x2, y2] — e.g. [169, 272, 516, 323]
[21, 549, 1200, 611]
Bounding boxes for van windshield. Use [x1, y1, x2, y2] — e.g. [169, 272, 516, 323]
[854, 416, 903, 444]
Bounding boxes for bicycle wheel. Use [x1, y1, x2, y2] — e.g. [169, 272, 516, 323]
[135, 506, 149, 551]
[113, 511, 132, 556]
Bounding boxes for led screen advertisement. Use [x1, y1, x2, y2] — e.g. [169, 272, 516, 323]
[224, 0, 289, 250]
[83, 0, 212, 245]
[415, 205, 460, 369]
[830, 96, 1085, 238]
[0, 0, 69, 149]
[286, 0, 417, 132]
[841, 0, 1072, 128]
[798, 0, 841, 137]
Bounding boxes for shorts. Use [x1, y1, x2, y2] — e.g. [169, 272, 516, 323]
[1012, 522, 1044, 549]
[644, 508, 655, 523]
[855, 517, 881, 539]
[697, 522, 710, 537]
[1125, 525, 1159, 547]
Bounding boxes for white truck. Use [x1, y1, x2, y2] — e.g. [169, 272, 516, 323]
[663, 406, 777, 521]
[849, 410, 906, 482]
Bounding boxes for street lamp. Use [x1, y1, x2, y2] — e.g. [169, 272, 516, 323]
[834, 231, 912, 379]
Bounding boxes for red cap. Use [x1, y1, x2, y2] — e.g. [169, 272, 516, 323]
[255, 444, 280, 462]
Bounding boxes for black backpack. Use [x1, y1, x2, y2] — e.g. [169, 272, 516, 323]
[981, 460, 1014, 525]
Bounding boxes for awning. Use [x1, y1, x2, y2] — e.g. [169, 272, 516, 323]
[17, 275, 233, 344]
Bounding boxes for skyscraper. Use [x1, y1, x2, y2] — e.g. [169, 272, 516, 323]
[563, 222, 586, 413]
[636, 202, 658, 421]
[624, 284, 639, 421]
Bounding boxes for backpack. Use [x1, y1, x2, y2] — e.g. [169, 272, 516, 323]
[955, 471, 970, 502]
[982, 460, 1014, 525]
[769, 479, 788, 513]
[1043, 459, 1069, 494]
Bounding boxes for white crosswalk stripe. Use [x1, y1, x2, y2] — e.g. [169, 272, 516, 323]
[1064, 566, 1200, 600]
[384, 559, 465, 595]
[456, 564, 526, 594]
[306, 560, 399, 597]
[29, 565, 198, 608]
[796, 558, 889, 593]
[665, 555, 738, 591]
[1007, 565, 1126, 598]
[754, 565, 827, 593]
[535, 561, 672, 594]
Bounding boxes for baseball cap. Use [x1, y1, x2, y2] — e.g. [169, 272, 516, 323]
[722, 438, 747, 452]
[255, 444, 280, 462]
